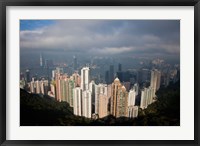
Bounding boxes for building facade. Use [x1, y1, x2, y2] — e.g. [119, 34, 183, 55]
[73, 87, 82, 116]
[82, 90, 92, 118]
[128, 106, 138, 118]
[110, 78, 128, 118]
[150, 69, 161, 97]
[81, 67, 90, 91]
[95, 83, 107, 115]
[98, 94, 108, 118]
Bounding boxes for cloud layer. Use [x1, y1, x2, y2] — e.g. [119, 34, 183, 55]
[20, 20, 180, 57]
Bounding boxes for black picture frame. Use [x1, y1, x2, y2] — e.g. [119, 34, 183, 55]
[0, 0, 199, 145]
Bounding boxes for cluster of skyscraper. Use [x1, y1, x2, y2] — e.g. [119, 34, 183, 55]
[29, 78, 49, 95]
[140, 70, 161, 109]
[22, 65, 164, 119]
[20, 69, 50, 95]
[60, 66, 139, 118]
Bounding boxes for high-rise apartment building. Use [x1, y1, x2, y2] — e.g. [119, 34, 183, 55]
[140, 88, 148, 109]
[60, 77, 68, 102]
[95, 84, 107, 114]
[55, 73, 76, 106]
[39, 80, 48, 95]
[110, 78, 121, 117]
[54, 72, 77, 106]
[73, 87, 82, 116]
[89, 80, 96, 105]
[35, 80, 40, 94]
[68, 79, 75, 107]
[140, 87, 154, 109]
[30, 78, 35, 93]
[128, 88, 136, 106]
[55, 74, 60, 101]
[150, 69, 161, 97]
[133, 83, 139, 96]
[82, 90, 92, 118]
[110, 78, 128, 118]
[81, 67, 90, 91]
[98, 94, 108, 118]
[52, 67, 64, 81]
[29, 79, 48, 95]
[146, 87, 154, 105]
[128, 106, 138, 118]
[117, 85, 128, 117]
[72, 72, 81, 87]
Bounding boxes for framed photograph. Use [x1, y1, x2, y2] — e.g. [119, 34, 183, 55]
[0, 0, 199, 145]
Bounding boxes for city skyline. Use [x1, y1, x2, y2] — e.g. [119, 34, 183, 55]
[20, 63, 180, 121]
[20, 19, 180, 126]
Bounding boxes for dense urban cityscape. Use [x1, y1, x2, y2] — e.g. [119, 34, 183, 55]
[20, 20, 180, 126]
[20, 54, 180, 120]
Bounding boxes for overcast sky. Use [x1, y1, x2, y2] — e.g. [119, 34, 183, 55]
[20, 20, 180, 59]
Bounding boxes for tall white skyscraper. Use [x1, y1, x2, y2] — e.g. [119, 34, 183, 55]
[140, 87, 154, 109]
[82, 90, 92, 118]
[128, 87, 139, 118]
[35, 80, 40, 94]
[128, 88, 136, 106]
[73, 87, 82, 116]
[147, 87, 154, 105]
[133, 83, 139, 96]
[81, 67, 90, 91]
[89, 80, 96, 105]
[140, 88, 147, 109]
[128, 106, 138, 118]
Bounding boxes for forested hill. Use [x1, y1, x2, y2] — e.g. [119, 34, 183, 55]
[136, 80, 180, 126]
[20, 89, 92, 126]
[20, 80, 180, 126]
